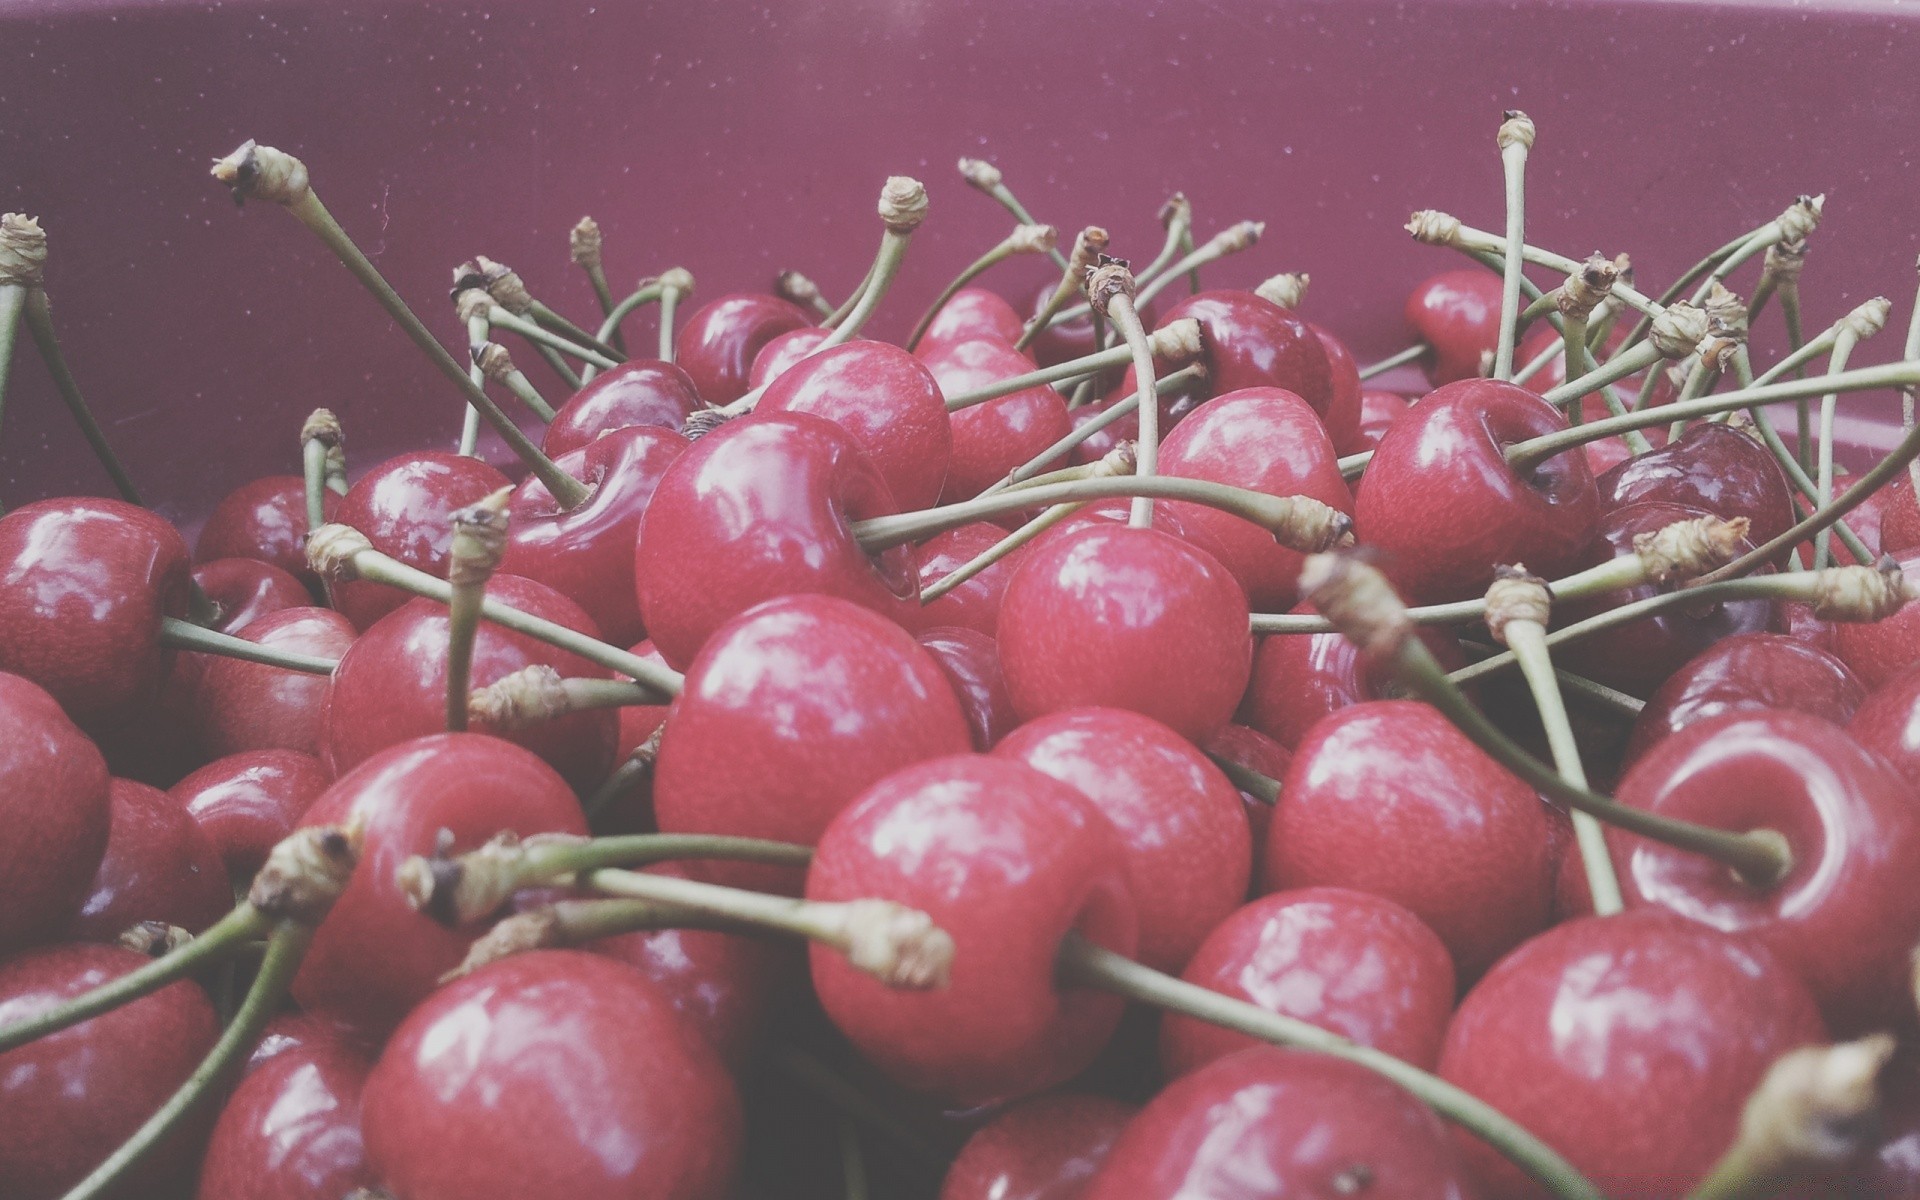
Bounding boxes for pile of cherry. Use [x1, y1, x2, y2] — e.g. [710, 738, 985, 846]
[9, 118, 1920, 1200]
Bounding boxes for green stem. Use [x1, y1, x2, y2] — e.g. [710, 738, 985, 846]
[0, 285, 25, 478]
[1207, 752, 1280, 805]
[1619, 229, 1753, 351]
[159, 616, 338, 675]
[1493, 125, 1531, 380]
[1133, 198, 1192, 288]
[1812, 328, 1866, 571]
[593, 280, 664, 354]
[1782, 284, 1810, 473]
[919, 498, 1090, 604]
[1358, 343, 1426, 381]
[1252, 551, 1656, 635]
[459, 313, 489, 458]
[21, 290, 143, 506]
[583, 262, 622, 350]
[991, 369, 1209, 492]
[980, 181, 1071, 273]
[1725, 349, 1872, 565]
[946, 342, 1137, 413]
[839, 1115, 870, 1200]
[905, 232, 1033, 352]
[528, 298, 623, 362]
[302, 436, 330, 532]
[1105, 292, 1159, 529]
[822, 261, 874, 330]
[583, 737, 659, 827]
[1179, 223, 1202, 294]
[659, 281, 682, 364]
[489, 306, 619, 371]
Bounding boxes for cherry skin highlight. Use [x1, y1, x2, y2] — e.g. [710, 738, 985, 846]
[920, 286, 1026, 354]
[1595, 422, 1795, 558]
[193, 557, 314, 633]
[922, 337, 1073, 503]
[328, 451, 513, 630]
[0, 672, 111, 952]
[195, 1034, 377, 1200]
[1623, 632, 1864, 770]
[540, 358, 702, 458]
[171, 750, 330, 883]
[1156, 290, 1334, 415]
[1239, 609, 1469, 750]
[64, 777, 230, 941]
[197, 473, 339, 588]
[939, 1092, 1135, 1200]
[1404, 268, 1503, 385]
[673, 291, 813, 406]
[758, 340, 954, 510]
[746, 325, 833, 389]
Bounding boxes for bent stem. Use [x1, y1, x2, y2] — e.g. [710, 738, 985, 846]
[905, 224, 1054, 352]
[1133, 194, 1193, 288]
[1727, 351, 1872, 565]
[1492, 112, 1536, 380]
[957, 159, 1072, 273]
[1098, 284, 1160, 529]
[0, 285, 24, 464]
[159, 616, 338, 675]
[571, 217, 622, 349]
[992, 366, 1206, 490]
[458, 312, 490, 457]
[1359, 343, 1426, 381]
[21, 290, 143, 506]
[443, 490, 511, 732]
[1015, 225, 1110, 353]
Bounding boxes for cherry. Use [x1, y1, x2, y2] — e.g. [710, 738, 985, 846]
[673, 291, 813, 405]
[758, 340, 954, 510]
[746, 326, 834, 389]
[188, 605, 355, 760]
[192, 557, 313, 633]
[1403, 268, 1503, 384]
[362, 949, 742, 1199]
[1791, 466, 1887, 568]
[196, 473, 339, 588]
[634, 410, 919, 669]
[1083, 1046, 1477, 1200]
[1614, 709, 1920, 1032]
[1309, 323, 1366, 455]
[922, 337, 1073, 503]
[0, 672, 111, 952]
[292, 733, 588, 1033]
[195, 1034, 376, 1200]
[243, 1011, 371, 1077]
[1849, 661, 1920, 793]
[998, 523, 1251, 742]
[1594, 422, 1795, 557]
[1438, 910, 1826, 1200]
[1155, 290, 1334, 415]
[1263, 700, 1554, 980]
[1354, 378, 1599, 604]
[995, 706, 1250, 972]
[64, 777, 229, 941]
[1155, 387, 1354, 611]
[912, 520, 1021, 636]
[652, 594, 971, 889]
[323, 573, 617, 793]
[1513, 320, 1667, 420]
[0, 942, 220, 1200]
[0, 496, 191, 731]
[807, 753, 1137, 1106]
[500, 423, 689, 647]
[539, 358, 702, 459]
[329, 451, 513, 630]
[1200, 722, 1290, 849]
[1832, 550, 1920, 688]
[595, 638, 673, 835]
[939, 1092, 1135, 1200]
[1555, 500, 1776, 698]
[1623, 632, 1865, 769]
[919, 286, 1026, 353]
[1159, 887, 1456, 1079]
[917, 625, 1018, 751]
[1880, 471, 1920, 555]
[1239, 610, 1469, 750]
[1354, 389, 1410, 452]
[171, 750, 330, 883]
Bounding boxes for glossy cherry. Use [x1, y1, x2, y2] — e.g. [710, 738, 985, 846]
[323, 574, 615, 793]
[807, 753, 1137, 1106]
[1613, 708, 1920, 1032]
[0, 942, 220, 1200]
[1239, 610, 1469, 750]
[1623, 632, 1865, 769]
[193, 557, 313, 632]
[758, 340, 953, 510]
[1403, 268, 1503, 384]
[940, 1092, 1135, 1200]
[920, 286, 1026, 354]
[1084, 1046, 1477, 1200]
[1595, 422, 1795, 556]
[1879, 471, 1920, 555]
[1264, 700, 1554, 980]
[0, 672, 111, 951]
[293, 733, 588, 1033]
[171, 750, 331, 882]
[1849, 660, 1920, 794]
[501, 422, 689, 646]
[912, 520, 1021, 636]
[197, 473, 339, 588]
[1156, 290, 1334, 415]
[1309, 323, 1366, 455]
[652, 594, 971, 889]
[1354, 389, 1410, 452]
[922, 337, 1073, 503]
[189, 606, 355, 760]
[362, 949, 742, 1200]
[540, 358, 702, 458]
[64, 777, 230, 941]
[1160, 887, 1456, 1078]
[916, 625, 1018, 751]
[634, 410, 919, 669]
[1156, 387, 1354, 610]
[998, 523, 1251, 742]
[1832, 549, 1920, 688]
[1438, 910, 1827, 1200]
[673, 291, 813, 406]
[1354, 378, 1599, 603]
[996, 706, 1250, 972]
[195, 1034, 376, 1200]
[746, 326, 834, 388]
[328, 451, 513, 630]
[1200, 722, 1291, 849]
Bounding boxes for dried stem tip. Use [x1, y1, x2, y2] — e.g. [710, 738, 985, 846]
[118, 921, 193, 958]
[396, 830, 588, 927]
[878, 177, 930, 233]
[445, 487, 513, 587]
[775, 269, 824, 309]
[1206, 220, 1265, 256]
[681, 407, 734, 442]
[1069, 226, 1111, 270]
[1484, 566, 1551, 646]
[1556, 254, 1617, 319]
[1405, 209, 1464, 247]
[445, 907, 563, 980]
[1299, 552, 1413, 660]
[468, 664, 571, 730]
[1635, 515, 1749, 583]
[1148, 317, 1205, 362]
[0, 213, 49, 287]
[300, 408, 344, 450]
[1009, 224, 1059, 256]
[1648, 301, 1710, 359]
[1497, 109, 1537, 151]
[1762, 239, 1808, 286]
[569, 217, 603, 269]
[1842, 295, 1893, 340]
[1158, 192, 1192, 229]
[472, 341, 515, 384]
[1255, 272, 1311, 310]
[210, 140, 311, 207]
[472, 256, 534, 315]
[833, 899, 955, 989]
[657, 267, 696, 296]
[249, 822, 363, 923]
[1734, 1034, 1896, 1169]
[1084, 258, 1138, 317]
[956, 158, 1003, 192]
[305, 523, 373, 582]
[1703, 283, 1750, 342]
[1808, 560, 1918, 622]
[1773, 195, 1825, 245]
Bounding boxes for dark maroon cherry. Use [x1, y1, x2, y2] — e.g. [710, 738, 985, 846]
[172, 750, 330, 883]
[912, 520, 1021, 637]
[920, 286, 1026, 354]
[1623, 632, 1865, 769]
[673, 292, 813, 406]
[197, 474, 339, 588]
[193, 557, 313, 633]
[1201, 722, 1291, 850]
[940, 1092, 1135, 1200]
[1240, 610, 1469, 750]
[189, 606, 355, 760]
[329, 451, 513, 630]
[196, 1033, 377, 1200]
[540, 358, 701, 459]
[65, 777, 229, 941]
[1309, 323, 1365, 455]
[758, 340, 954, 510]
[0, 672, 111, 952]
[917, 625, 1018, 751]
[747, 326, 834, 389]
[1156, 290, 1334, 416]
[1595, 422, 1795, 558]
[1403, 269, 1502, 385]
[922, 337, 1072, 503]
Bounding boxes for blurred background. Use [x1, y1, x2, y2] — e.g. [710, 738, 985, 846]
[3, 0, 1918, 522]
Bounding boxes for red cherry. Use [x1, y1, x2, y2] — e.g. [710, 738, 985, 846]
[1849, 661, 1920, 793]
[995, 707, 1250, 972]
[595, 638, 674, 835]
[1614, 709, 1920, 1032]
[196, 474, 339, 588]
[1084, 1046, 1477, 1200]
[540, 359, 701, 458]
[1239, 608, 1469, 750]
[0, 496, 191, 730]
[614, 639, 672, 760]
[322, 574, 617, 793]
[912, 520, 1020, 636]
[0, 942, 220, 1200]
[652, 594, 971, 888]
[1263, 700, 1554, 980]
[807, 754, 1137, 1106]
[1595, 422, 1795, 557]
[189, 606, 355, 760]
[1403, 269, 1503, 385]
[922, 338, 1073, 503]
[1155, 387, 1354, 610]
[171, 750, 330, 883]
[193, 557, 314, 633]
[673, 292, 813, 406]
[0, 672, 111, 952]
[1354, 389, 1410, 452]
[1833, 549, 1920, 688]
[998, 524, 1251, 742]
[758, 341, 954, 510]
[362, 949, 742, 1200]
[1199, 722, 1290, 849]
[1790, 467, 1887, 569]
[1354, 378, 1599, 603]
[1880, 471, 1920, 555]
[292, 733, 587, 1033]
[1438, 910, 1826, 1199]
[64, 777, 229, 940]
[500, 423, 689, 646]
[917, 625, 1018, 751]
[939, 1092, 1135, 1200]
[920, 287, 1026, 354]
[1624, 632, 1865, 769]
[1156, 290, 1334, 415]
[195, 1034, 376, 1200]
[243, 1011, 369, 1077]
[746, 326, 834, 389]
[1160, 887, 1456, 1078]
[328, 451, 512, 630]
[635, 410, 919, 669]
[1310, 324, 1366, 454]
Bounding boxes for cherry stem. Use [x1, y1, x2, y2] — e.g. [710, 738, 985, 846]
[473, 342, 558, 423]
[1101, 289, 1160, 529]
[457, 313, 491, 457]
[839, 1113, 871, 1200]
[1015, 225, 1110, 353]
[1044, 220, 1264, 332]
[1206, 752, 1280, 805]
[1409, 212, 1661, 319]
[584, 727, 660, 828]
[1492, 112, 1536, 379]
[658, 272, 690, 364]
[822, 260, 875, 330]
[945, 323, 1201, 413]
[446, 896, 734, 980]
[61, 921, 312, 1200]
[1055, 934, 1603, 1200]
[300, 411, 341, 532]
[776, 269, 837, 321]
[1903, 259, 1920, 498]
[958, 160, 1073, 274]
[1619, 227, 1756, 351]
[21, 290, 143, 506]
[0, 285, 25, 483]
[1133, 194, 1192, 288]
[1358, 343, 1426, 381]
[487, 305, 619, 371]
[591, 278, 662, 349]
[918, 472, 1113, 605]
[1726, 349, 1874, 566]
[986, 365, 1204, 493]
[443, 490, 510, 733]
[570, 217, 624, 351]
[159, 615, 338, 675]
[905, 224, 1054, 351]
